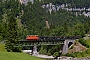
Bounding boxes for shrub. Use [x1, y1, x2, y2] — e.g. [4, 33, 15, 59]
[85, 48, 90, 54]
[79, 38, 89, 48]
[53, 52, 59, 57]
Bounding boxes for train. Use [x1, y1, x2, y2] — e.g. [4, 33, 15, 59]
[26, 35, 83, 41]
[26, 35, 39, 40]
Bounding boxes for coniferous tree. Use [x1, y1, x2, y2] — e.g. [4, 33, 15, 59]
[5, 16, 21, 52]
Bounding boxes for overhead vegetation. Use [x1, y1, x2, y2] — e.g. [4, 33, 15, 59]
[79, 38, 89, 48]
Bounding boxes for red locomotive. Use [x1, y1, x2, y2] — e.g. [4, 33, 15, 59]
[26, 35, 39, 40]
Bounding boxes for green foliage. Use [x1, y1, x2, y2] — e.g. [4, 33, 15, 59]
[73, 23, 85, 36]
[85, 48, 90, 54]
[53, 52, 59, 57]
[0, 0, 90, 56]
[39, 45, 47, 55]
[62, 53, 74, 57]
[0, 0, 90, 39]
[39, 45, 62, 56]
[5, 16, 21, 52]
[49, 26, 65, 36]
[86, 39, 90, 47]
[20, 0, 90, 36]
[79, 38, 89, 48]
[63, 49, 90, 58]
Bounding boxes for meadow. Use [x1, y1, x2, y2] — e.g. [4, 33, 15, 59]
[0, 43, 44, 60]
[0, 52, 44, 60]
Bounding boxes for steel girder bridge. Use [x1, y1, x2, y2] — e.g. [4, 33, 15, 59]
[15, 36, 82, 54]
[16, 36, 82, 47]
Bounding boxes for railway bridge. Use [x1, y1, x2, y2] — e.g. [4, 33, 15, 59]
[17, 36, 82, 55]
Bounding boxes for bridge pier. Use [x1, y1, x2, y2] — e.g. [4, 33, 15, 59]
[62, 40, 75, 54]
[32, 46, 38, 56]
[62, 40, 68, 54]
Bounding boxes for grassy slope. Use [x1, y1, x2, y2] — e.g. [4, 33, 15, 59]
[86, 39, 90, 46]
[0, 43, 7, 52]
[0, 43, 44, 60]
[0, 52, 43, 60]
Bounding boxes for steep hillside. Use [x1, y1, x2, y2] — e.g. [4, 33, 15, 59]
[0, 0, 90, 40]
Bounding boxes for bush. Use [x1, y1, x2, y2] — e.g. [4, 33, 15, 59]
[62, 51, 87, 58]
[47, 52, 51, 56]
[53, 52, 59, 57]
[39, 46, 47, 55]
[85, 49, 90, 54]
[80, 52, 86, 57]
[79, 38, 89, 48]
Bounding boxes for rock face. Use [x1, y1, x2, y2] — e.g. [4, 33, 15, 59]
[68, 42, 87, 53]
[19, 0, 34, 5]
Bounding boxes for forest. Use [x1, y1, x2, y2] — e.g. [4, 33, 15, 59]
[0, 0, 90, 56]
